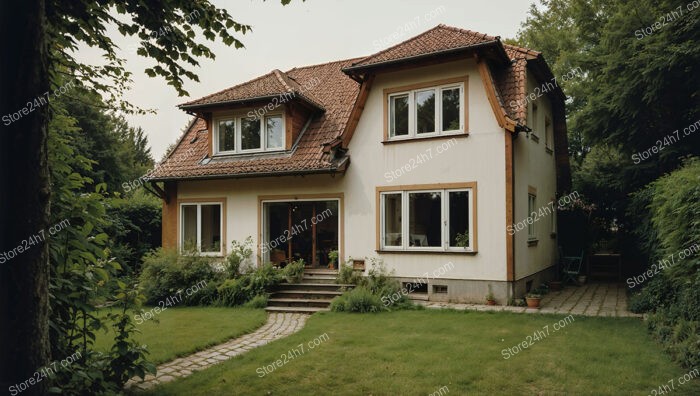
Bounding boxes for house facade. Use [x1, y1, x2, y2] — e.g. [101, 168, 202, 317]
[148, 25, 571, 303]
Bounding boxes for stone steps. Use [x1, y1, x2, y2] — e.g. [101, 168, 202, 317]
[265, 269, 352, 313]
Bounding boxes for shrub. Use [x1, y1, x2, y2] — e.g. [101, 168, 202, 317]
[283, 259, 305, 283]
[330, 286, 384, 313]
[224, 237, 254, 278]
[246, 263, 281, 296]
[337, 262, 361, 285]
[139, 248, 221, 305]
[217, 278, 249, 307]
[244, 294, 269, 309]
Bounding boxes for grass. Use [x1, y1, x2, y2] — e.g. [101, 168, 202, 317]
[94, 307, 266, 364]
[144, 310, 700, 395]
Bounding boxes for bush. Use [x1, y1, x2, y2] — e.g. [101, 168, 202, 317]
[244, 294, 269, 309]
[139, 248, 221, 305]
[330, 287, 384, 313]
[283, 259, 305, 283]
[105, 190, 162, 273]
[216, 263, 280, 307]
[631, 158, 700, 370]
[217, 278, 249, 307]
[224, 237, 254, 278]
[246, 263, 281, 296]
[337, 262, 361, 285]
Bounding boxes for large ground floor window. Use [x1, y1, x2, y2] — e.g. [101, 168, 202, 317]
[262, 199, 340, 267]
[379, 183, 475, 252]
[180, 202, 223, 255]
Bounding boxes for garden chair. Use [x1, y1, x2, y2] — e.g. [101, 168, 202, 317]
[560, 248, 584, 285]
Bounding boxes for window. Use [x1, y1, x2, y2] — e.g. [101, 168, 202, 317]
[530, 103, 539, 139]
[545, 116, 553, 152]
[180, 203, 223, 255]
[380, 185, 474, 251]
[214, 114, 285, 154]
[387, 80, 465, 140]
[528, 193, 536, 240]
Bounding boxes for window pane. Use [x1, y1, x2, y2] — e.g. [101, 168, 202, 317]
[241, 118, 261, 150]
[415, 90, 435, 134]
[383, 194, 402, 247]
[266, 116, 284, 149]
[200, 204, 221, 252]
[442, 88, 460, 131]
[528, 194, 536, 238]
[449, 191, 469, 247]
[181, 205, 198, 250]
[409, 192, 441, 247]
[218, 120, 236, 152]
[390, 95, 409, 137]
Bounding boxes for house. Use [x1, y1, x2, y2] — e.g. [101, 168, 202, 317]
[148, 25, 571, 303]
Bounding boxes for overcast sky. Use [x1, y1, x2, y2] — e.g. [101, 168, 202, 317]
[78, 0, 535, 159]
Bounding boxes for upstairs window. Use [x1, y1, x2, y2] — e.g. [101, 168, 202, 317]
[386, 79, 466, 140]
[214, 114, 285, 154]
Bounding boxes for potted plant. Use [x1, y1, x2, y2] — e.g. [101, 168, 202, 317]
[455, 232, 470, 249]
[328, 249, 339, 269]
[525, 293, 542, 308]
[485, 284, 496, 305]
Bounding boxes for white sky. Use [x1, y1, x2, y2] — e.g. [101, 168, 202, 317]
[78, 0, 535, 159]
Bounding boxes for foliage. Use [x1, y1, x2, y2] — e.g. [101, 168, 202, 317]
[455, 232, 470, 248]
[216, 263, 281, 307]
[628, 159, 700, 369]
[337, 261, 362, 285]
[224, 237, 254, 278]
[217, 278, 249, 307]
[245, 263, 281, 297]
[47, 98, 154, 392]
[138, 248, 221, 305]
[104, 189, 162, 273]
[331, 258, 412, 312]
[244, 294, 269, 309]
[328, 250, 339, 267]
[330, 287, 384, 313]
[283, 259, 305, 283]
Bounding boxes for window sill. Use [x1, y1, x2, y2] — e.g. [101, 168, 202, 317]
[383, 132, 468, 145]
[527, 239, 539, 247]
[545, 147, 554, 155]
[376, 249, 477, 255]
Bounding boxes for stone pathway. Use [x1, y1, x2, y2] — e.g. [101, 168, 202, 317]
[418, 283, 641, 318]
[125, 312, 309, 391]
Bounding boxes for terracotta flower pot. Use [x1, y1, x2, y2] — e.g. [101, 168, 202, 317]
[486, 299, 497, 306]
[549, 281, 563, 291]
[526, 297, 541, 308]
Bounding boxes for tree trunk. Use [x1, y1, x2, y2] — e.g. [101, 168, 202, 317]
[0, 0, 51, 395]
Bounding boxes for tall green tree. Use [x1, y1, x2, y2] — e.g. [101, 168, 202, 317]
[1, 0, 271, 392]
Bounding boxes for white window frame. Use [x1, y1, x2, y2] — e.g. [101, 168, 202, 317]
[179, 202, 223, 256]
[213, 113, 285, 155]
[387, 82, 464, 140]
[380, 188, 474, 252]
[527, 194, 537, 240]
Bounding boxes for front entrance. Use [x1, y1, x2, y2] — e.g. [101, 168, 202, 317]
[262, 199, 340, 268]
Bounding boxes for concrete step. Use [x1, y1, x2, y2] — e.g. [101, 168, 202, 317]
[268, 298, 333, 308]
[272, 290, 343, 299]
[275, 283, 353, 292]
[264, 306, 330, 313]
[301, 275, 338, 284]
[303, 268, 339, 275]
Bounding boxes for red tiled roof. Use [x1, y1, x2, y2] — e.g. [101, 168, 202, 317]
[346, 25, 498, 70]
[150, 25, 556, 181]
[148, 58, 361, 180]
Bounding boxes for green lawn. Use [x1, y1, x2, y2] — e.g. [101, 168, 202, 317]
[94, 307, 267, 364]
[143, 310, 700, 395]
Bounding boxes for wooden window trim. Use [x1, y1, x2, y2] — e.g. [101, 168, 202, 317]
[382, 76, 469, 142]
[177, 197, 227, 257]
[375, 182, 478, 253]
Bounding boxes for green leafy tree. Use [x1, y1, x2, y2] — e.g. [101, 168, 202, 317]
[1, 0, 298, 392]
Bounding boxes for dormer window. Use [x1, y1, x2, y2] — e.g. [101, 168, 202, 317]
[385, 77, 466, 141]
[214, 114, 285, 155]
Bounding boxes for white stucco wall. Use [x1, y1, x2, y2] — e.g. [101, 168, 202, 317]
[512, 73, 559, 280]
[177, 58, 511, 283]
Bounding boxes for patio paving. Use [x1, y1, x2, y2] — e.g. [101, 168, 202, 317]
[125, 312, 309, 391]
[418, 282, 641, 318]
